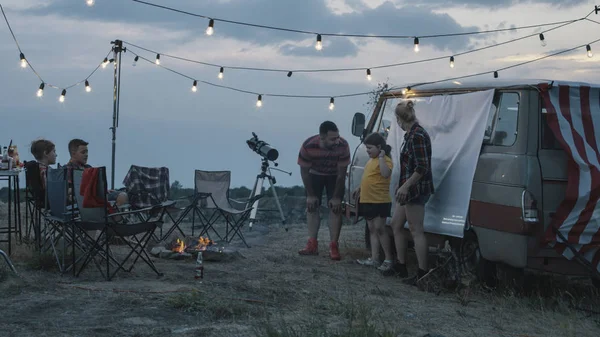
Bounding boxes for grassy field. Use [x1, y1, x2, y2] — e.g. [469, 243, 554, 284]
[1, 214, 599, 337]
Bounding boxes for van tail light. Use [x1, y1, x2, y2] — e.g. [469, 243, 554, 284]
[522, 190, 539, 223]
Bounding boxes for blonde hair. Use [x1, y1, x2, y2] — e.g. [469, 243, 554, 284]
[395, 100, 416, 123]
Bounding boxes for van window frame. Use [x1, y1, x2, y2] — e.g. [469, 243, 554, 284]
[487, 91, 520, 148]
[539, 97, 564, 151]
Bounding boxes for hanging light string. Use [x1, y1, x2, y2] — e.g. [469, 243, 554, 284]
[121, 12, 590, 76]
[1, 4, 112, 93]
[408, 38, 600, 90]
[131, 0, 592, 40]
[127, 38, 598, 107]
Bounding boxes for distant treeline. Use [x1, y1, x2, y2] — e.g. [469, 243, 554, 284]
[0, 181, 306, 203]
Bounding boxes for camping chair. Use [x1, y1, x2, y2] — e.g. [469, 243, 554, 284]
[42, 167, 80, 274]
[73, 166, 165, 281]
[24, 161, 45, 249]
[122, 165, 181, 241]
[193, 170, 259, 248]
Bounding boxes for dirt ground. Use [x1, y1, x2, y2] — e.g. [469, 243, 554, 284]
[1, 212, 600, 337]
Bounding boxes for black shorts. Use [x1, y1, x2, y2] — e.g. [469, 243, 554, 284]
[358, 202, 392, 220]
[308, 173, 342, 206]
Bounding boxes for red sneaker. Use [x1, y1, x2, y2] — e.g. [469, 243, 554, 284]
[298, 238, 318, 255]
[329, 241, 341, 261]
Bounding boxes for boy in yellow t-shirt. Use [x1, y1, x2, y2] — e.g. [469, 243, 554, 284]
[352, 133, 395, 271]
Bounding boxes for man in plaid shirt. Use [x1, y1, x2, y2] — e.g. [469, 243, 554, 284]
[384, 100, 435, 285]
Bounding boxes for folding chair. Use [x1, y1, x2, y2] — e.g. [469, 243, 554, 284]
[193, 170, 258, 248]
[73, 167, 165, 281]
[42, 167, 80, 274]
[23, 161, 45, 249]
[122, 165, 181, 241]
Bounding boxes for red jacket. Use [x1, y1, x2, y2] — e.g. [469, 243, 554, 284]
[80, 168, 106, 208]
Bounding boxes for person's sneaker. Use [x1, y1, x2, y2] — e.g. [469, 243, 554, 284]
[329, 241, 341, 261]
[356, 258, 380, 267]
[378, 260, 395, 275]
[298, 238, 318, 255]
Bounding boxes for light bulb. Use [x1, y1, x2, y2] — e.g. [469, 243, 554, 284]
[85, 80, 91, 92]
[86, 0, 95, 6]
[218, 67, 224, 79]
[19, 53, 27, 68]
[586, 45, 593, 58]
[329, 97, 335, 110]
[155, 54, 160, 65]
[192, 80, 198, 92]
[36, 83, 45, 97]
[256, 95, 263, 107]
[539, 33, 546, 47]
[413, 37, 420, 53]
[315, 34, 322, 51]
[206, 19, 214, 36]
[132, 56, 139, 66]
[102, 58, 109, 68]
[366, 69, 372, 81]
[493, 71, 499, 78]
[287, 71, 293, 78]
[450, 56, 455, 68]
[401, 88, 407, 95]
[59, 89, 66, 103]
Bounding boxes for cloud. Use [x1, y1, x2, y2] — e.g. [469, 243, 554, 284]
[13, 0, 483, 57]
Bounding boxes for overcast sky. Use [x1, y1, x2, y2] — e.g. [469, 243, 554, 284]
[0, 0, 598, 190]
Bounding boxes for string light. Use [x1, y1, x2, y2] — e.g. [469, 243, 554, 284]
[19, 52, 27, 68]
[493, 71, 499, 78]
[155, 54, 160, 65]
[102, 57, 109, 68]
[449, 56, 455, 68]
[256, 94, 262, 107]
[413, 37, 420, 53]
[539, 33, 547, 47]
[587, 44, 593, 58]
[133, 55, 139, 66]
[85, 80, 91, 92]
[59, 89, 66, 103]
[366, 69, 372, 81]
[206, 19, 214, 36]
[218, 67, 224, 79]
[192, 80, 198, 92]
[36, 82, 44, 97]
[86, 0, 95, 6]
[315, 34, 322, 51]
[329, 97, 335, 110]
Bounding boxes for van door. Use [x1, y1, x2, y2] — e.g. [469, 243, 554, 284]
[538, 98, 568, 231]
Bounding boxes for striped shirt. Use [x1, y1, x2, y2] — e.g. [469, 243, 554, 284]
[298, 135, 351, 176]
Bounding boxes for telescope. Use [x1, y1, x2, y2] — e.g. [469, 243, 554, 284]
[246, 132, 279, 161]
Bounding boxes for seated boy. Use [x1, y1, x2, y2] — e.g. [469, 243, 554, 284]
[65, 138, 129, 208]
[29, 139, 57, 200]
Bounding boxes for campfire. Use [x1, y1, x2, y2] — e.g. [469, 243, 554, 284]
[169, 236, 215, 254]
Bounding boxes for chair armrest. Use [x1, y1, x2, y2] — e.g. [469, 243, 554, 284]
[108, 206, 162, 218]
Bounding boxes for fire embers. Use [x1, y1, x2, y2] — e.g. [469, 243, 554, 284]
[169, 236, 215, 254]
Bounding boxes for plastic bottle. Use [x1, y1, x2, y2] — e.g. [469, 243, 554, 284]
[195, 251, 204, 280]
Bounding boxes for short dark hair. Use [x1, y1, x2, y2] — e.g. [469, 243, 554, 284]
[68, 139, 88, 154]
[30, 139, 55, 161]
[319, 121, 339, 136]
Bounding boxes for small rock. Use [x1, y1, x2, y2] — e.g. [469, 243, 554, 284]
[150, 246, 167, 257]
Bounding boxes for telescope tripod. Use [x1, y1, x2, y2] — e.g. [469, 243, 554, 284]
[246, 158, 289, 231]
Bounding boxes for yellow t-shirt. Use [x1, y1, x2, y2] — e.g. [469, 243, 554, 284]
[360, 156, 393, 203]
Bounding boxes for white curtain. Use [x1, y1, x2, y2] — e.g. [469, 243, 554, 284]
[387, 89, 495, 238]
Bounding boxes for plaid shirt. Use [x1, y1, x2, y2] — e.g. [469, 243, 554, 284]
[399, 123, 434, 202]
[64, 160, 91, 184]
[122, 165, 170, 209]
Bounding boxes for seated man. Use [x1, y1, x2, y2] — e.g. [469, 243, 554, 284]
[65, 138, 128, 208]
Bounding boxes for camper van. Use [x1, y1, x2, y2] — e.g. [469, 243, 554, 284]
[345, 79, 600, 287]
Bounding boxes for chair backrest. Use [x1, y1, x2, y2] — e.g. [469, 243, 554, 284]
[24, 160, 45, 207]
[194, 170, 232, 209]
[73, 168, 108, 223]
[123, 165, 170, 208]
[45, 167, 70, 221]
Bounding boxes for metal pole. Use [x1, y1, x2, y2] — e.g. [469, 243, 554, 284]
[110, 40, 124, 190]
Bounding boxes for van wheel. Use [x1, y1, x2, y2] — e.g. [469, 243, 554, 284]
[460, 230, 498, 288]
